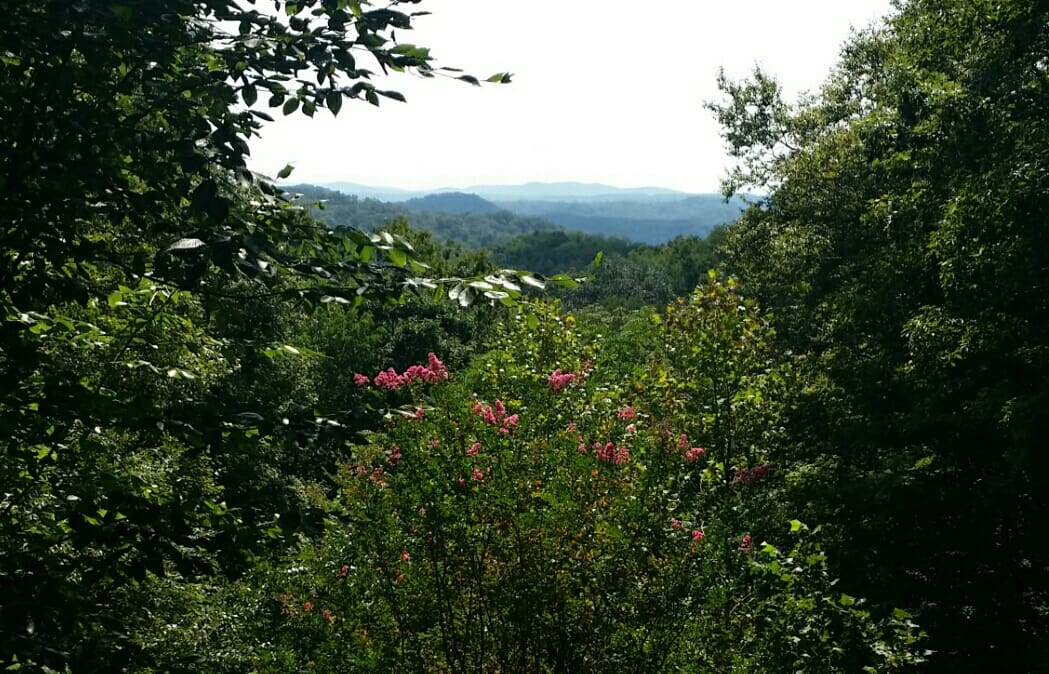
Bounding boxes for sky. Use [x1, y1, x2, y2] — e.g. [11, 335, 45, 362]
[251, 0, 895, 194]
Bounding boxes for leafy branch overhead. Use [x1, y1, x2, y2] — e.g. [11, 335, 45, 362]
[0, 1, 519, 669]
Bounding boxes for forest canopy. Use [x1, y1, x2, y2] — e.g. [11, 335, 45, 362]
[1, 0, 1047, 672]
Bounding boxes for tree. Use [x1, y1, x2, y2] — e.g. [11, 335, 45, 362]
[0, 1, 518, 669]
[710, 1, 1049, 671]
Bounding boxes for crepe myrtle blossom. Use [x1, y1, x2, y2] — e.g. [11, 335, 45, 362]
[734, 463, 771, 486]
[355, 353, 449, 391]
[474, 400, 520, 435]
[547, 368, 577, 393]
[685, 447, 706, 462]
[595, 441, 630, 465]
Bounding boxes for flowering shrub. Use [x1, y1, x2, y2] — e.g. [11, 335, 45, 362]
[214, 279, 923, 672]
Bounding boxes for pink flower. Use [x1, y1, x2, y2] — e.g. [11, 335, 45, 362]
[417, 507, 426, 517]
[338, 564, 349, 578]
[401, 550, 411, 563]
[353, 373, 370, 387]
[413, 407, 424, 420]
[691, 529, 704, 542]
[670, 518, 682, 529]
[303, 601, 313, 612]
[393, 570, 406, 584]
[472, 468, 484, 482]
[548, 368, 577, 393]
[457, 477, 466, 486]
[467, 442, 480, 456]
[734, 463, 771, 486]
[567, 422, 577, 432]
[427, 352, 448, 379]
[618, 406, 636, 420]
[472, 402, 483, 415]
[577, 443, 588, 454]
[685, 447, 706, 463]
[374, 368, 405, 390]
[677, 434, 690, 450]
[625, 423, 637, 434]
[431, 439, 440, 448]
[503, 413, 519, 430]
[738, 533, 753, 553]
[322, 608, 333, 623]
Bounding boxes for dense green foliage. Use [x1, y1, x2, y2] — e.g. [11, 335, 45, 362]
[2, 0, 1044, 671]
[710, 0, 1049, 671]
[145, 282, 923, 672]
[0, 1, 519, 670]
[403, 192, 503, 215]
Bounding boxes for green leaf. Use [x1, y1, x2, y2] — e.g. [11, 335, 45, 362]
[790, 519, 803, 532]
[282, 98, 299, 115]
[326, 90, 343, 116]
[277, 164, 295, 179]
[242, 84, 257, 106]
[520, 274, 545, 290]
[547, 274, 580, 288]
[386, 247, 408, 267]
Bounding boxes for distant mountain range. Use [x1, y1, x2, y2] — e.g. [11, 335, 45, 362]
[287, 181, 750, 245]
[317, 181, 697, 203]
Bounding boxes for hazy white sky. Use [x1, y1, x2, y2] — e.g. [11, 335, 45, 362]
[252, 0, 894, 193]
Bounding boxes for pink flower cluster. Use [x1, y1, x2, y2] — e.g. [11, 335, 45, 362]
[357, 353, 448, 391]
[734, 463, 771, 486]
[386, 444, 402, 467]
[473, 399, 519, 435]
[738, 533, 753, 553]
[685, 446, 706, 462]
[349, 462, 388, 487]
[593, 441, 630, 465]
[547, 368, 577, 393]
[618, 406, 636, 420]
